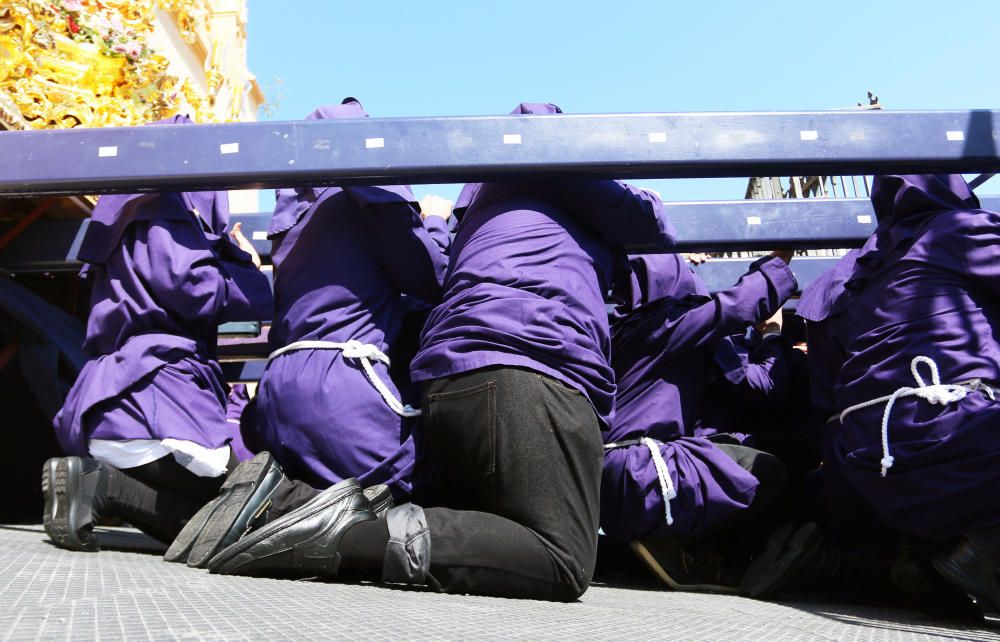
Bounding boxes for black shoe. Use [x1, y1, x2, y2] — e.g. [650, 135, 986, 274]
[42, 457, 106, 552]
[892, 546, 983, 623]
[740, 523, 828, 598]
[933, 527, 1000, 615]
[207, 478, 375, 578]
[630, 537, 742, 594]
[363, 484, 394, 518]
[164, 452, 285, 567]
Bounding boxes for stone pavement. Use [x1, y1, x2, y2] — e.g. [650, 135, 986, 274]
[1, 524, 998, 641]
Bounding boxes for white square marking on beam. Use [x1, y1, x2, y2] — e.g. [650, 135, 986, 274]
[252, 231, 267, 240]
[648, 132, 667, 143]
[946, 131, 965, 141]
[220, 143, 240, 154]
[366, 137, 385, 149]
[799, 130, 819, 141]
[98, 146, 118, 157]
[503, 134, 522, 145]
[746, 216, 762, 225]
[857, 215, 872, 224]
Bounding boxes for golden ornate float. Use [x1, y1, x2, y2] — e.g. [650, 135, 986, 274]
[0, 0, 250, 131]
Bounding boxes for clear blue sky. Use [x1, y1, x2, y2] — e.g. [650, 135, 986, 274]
[247, 0, 1000, 205]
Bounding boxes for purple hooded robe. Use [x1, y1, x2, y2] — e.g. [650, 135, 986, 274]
[411, 103, 676, 428]
[252, 100, 450, 496]
[795, 239, 900, 557]
[832, 174, 1000, 542]
[601, 254, 797, 541]
[53, 116, 273, 465]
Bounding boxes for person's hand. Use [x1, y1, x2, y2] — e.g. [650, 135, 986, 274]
[682, 252, 709, 265]
[756, 307, 784, 335]
[770, 250, 794, 264]
[230, 222, 262, 269]
[419, 195, 454, 220]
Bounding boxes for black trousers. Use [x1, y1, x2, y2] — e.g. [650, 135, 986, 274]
[418, 366, 604, 601]
[103, 450, 235, 543]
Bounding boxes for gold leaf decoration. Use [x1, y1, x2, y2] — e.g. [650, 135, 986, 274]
[0, 0, 247, 130]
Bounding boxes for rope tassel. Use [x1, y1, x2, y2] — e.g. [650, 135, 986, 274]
[268, 339, 421, 418]
[839, 356, 974, 477]
[642, 437, 676, 526]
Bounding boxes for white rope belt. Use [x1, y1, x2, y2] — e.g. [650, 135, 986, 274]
[267, 339, 421, 418]
[837, 355, 997, 477]
[605, 437, 676, 526]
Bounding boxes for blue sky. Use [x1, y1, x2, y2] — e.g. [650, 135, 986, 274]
[247, 0, 1000, 204]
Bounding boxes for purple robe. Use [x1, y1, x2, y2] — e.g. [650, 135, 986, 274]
[411, 103, 675, 428]
[53, 133, 273, 460]
[832, 174, 1000, 542]
[601, 256, 796, 540]
[253, 100, 450, 497]
[697, 329, 797, 442]
[792, 241, 898, 556]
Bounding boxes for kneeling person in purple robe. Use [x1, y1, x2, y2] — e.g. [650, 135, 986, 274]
[601, 251, 797, 592]
[828, 174, 1000, 613]
[202, 102, 677, 601]
[164, 99, 454, 568]
[44, 118, 273, 553]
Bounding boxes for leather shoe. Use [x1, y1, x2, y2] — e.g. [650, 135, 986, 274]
[165, 452, 284, 566]
[207, 477, 374, 577]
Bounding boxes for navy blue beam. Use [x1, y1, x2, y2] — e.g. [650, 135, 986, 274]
[6, 196, 1000, 272]
[691, 255, 842, 298]
[1, 110, 999, 196]
[214, 194, 1000, 257]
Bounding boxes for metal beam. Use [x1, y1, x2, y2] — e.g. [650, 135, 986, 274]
[6, 196, 1000, 272]
[2, 110, 999, 196]
[691, 255, 843, 297]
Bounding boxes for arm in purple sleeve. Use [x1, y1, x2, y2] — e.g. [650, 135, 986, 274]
[713, 333, 792, 406]
[355, 203, 450, 304]
[214, 242, 274, 322]
[134, 219, 272, 324]
[954, 212, 1000, 296]
[625, 256, 797, 356]
[421, 214, 453, 257]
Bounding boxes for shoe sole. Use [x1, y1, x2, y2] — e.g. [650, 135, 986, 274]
[933, 549, 1000, 615]
[163, 493, 221, 563]
[207, 478, 363, 577]
[175, 453, 282, 568]
[740, 523, 821, 599]
[42, 457, 98, 552]
[630, 540, 739, 594]
[363, 484, 393, 518]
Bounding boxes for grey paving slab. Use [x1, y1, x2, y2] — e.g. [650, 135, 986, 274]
[0, 524, 997, 641]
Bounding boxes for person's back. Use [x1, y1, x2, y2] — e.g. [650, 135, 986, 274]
[413, 185, 618, 423]
[270, 188, 447, 351]
[254, 100, 449, 495]
[834, 175, 1000, 539]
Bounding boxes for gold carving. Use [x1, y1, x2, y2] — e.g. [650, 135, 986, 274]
[0, 0, 249, 131]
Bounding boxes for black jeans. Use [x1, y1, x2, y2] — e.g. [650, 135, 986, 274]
[418, 366, 604, 601]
